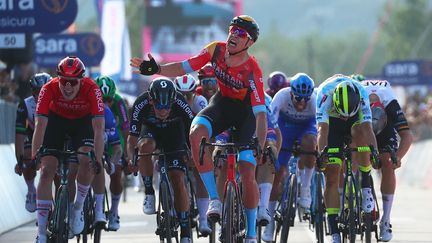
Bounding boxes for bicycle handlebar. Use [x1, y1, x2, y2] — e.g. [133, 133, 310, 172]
[319, 144, 379, 168]
[198, 137, 260, 166]
[35, 147, 101, 174]
[132, 148, 188, 176]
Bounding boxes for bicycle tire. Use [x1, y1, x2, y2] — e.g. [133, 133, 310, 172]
[160, 180, 173, 243]
[93, 225, 102, 243]
[363, 212, 372, 243]
[54, 187, 69, 243]
[209, 220, 217, 243]
[314, 173, 325, 243]
[279, 175, 296, 243]
[347, 176, 356, 243]
[222, 182, 236, 243]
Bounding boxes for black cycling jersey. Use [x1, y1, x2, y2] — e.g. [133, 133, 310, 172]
[129, 91, 194, 152]
[376, 100, 409, 150]
[16, 96, 37, 138]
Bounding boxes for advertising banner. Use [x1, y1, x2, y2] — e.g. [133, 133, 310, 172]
[383, 60, 432, 86]
[33, 33, 105, 68]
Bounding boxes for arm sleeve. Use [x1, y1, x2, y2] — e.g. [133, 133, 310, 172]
[181, 42, 217, 73]
[15, 101, 27, 134]
[105, 106, 121, 145]
[89, 83, 105, 118]
[35, 85, 53, 117]
[386, 100, 409, 132]
[116, 98, 130, 131]
[129, 95, 148, 137]
[249, 67, 266, 115]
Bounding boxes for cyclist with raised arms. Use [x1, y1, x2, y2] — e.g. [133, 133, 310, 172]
[315, 74, 377, 243]
[15, 73, 52, 213]
[32, 56, 105, 243]
[95, 76, 128, 230]
[130, 15, 266, 242]
[174, 74, 212, 235]
[195, 64, 218, 102]
[263, 73, 316, 241]
[265, 71, 289, 98]
[361, 79, 413, 242]
[127, 78, 195, 243]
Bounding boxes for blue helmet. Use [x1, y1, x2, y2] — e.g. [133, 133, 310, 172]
[290, 73, 314, 97]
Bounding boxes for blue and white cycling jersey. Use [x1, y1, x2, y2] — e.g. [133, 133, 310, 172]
[270, 87, 316, 126]
[105, 104, 120, 146]
[270, 87, 317, 171]
[316, 75, 371, 124]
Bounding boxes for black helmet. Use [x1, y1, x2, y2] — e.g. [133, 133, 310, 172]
[29, 72, 52, 90]
[230, 15, 259, 42]
[149, 77, 177, 109]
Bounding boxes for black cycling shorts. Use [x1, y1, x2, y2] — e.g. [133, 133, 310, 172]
[328, 114, 360, 148]
[376, 124, 398, 151]
[198, 91, 256, 144]
[43, 112, 94, 151]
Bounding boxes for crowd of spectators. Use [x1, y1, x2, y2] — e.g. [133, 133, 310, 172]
[0, 61, 35, 104]
[403, 90, 432, 141]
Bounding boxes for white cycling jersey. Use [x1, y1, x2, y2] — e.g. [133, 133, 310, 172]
[270, 87, 316, 124]
[361, 80, 396, 108]
[191, 94, 208, 114]
[316, 75, 371, 124]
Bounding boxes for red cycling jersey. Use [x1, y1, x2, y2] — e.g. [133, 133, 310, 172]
[36, 77, 105, 119]
[185, 41, 265, 112]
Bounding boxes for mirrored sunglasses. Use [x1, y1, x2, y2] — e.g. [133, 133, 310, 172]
[202, 78, 217, 86]
[229, 26, 251, 39]
[154, 103, 171, 110]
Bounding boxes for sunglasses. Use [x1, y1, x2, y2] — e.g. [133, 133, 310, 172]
[229, 26, 251, 39]
[202, 78, 217, 86]
[59, 77, 80, 87]
[154, 102, 171, 110]
[293, 95, 311, 102]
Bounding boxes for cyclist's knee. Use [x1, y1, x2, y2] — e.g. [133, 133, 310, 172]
[138, 138, 156, 153]
[39, 162, 56, 181]
[238, 163, 256, 184]
[190, 117, 211, 141]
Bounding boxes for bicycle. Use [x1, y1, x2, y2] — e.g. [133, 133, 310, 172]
[133, 148, 190, 243]
[199, 137, 260, 243]
[274, 140, 318, 243]
[320, 144, 378, 243]
[35, 146, 100, 243]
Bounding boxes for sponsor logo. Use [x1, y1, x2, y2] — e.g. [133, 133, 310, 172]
[41, 0, 70, 14]
[132, 99, 149, 122]
[318, 95, 327, 108]
[80, 34, 102, 56]
[249, 79, 261, 103]
[176, 98, 194, 119]
[94, 88, 104, 112]
[213, 64, 243, 89]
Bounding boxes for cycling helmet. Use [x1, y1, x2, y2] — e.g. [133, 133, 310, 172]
[149, 77, 177, 109]
[29, 72, 52, 90]
[57, 56, 86, 78]
[229, 15, 259, 42]
[350, 74, 365, 81]
[174, 74, 197, 92]
[198, 64, 215, 80]
[290, 73, 314, 97]
[95, 76, 117, 99]
[267, 71, 288, 90]
[333, 80, 361, 117]
[371, 102, 387, 135]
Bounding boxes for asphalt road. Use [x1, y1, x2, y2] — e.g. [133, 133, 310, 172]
[1, 171, 432, 243]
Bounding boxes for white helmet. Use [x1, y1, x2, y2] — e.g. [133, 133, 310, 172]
[174, 74, 197, 92]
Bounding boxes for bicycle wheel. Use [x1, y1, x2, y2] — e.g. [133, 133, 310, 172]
[347, 176, 356, 243]
[54, 187, 69, 243]
[93, 225, 103, 243]
[222, 182, 236, 243]
[314, 173, 325, 243]
[209, 220, 217, 243]
[81, 190, 92, 243]
[160, 180, 173, 243]
[279, 175, 297, 243]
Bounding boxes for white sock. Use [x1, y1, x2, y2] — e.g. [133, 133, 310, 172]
[95, 193, 104, 215]
[197, 198, 209, 221]
[26, 179, 36, 193]
[258, 183, 273, 209]
[381, 193, 394, 223]
[268, 201, 278, 218]
[74, 183, 90, 210]
[36, 200, 52, 236]
[302, 167, 314, 188]
[299, 168, 305, 183]
[111, 193, 121, 214]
